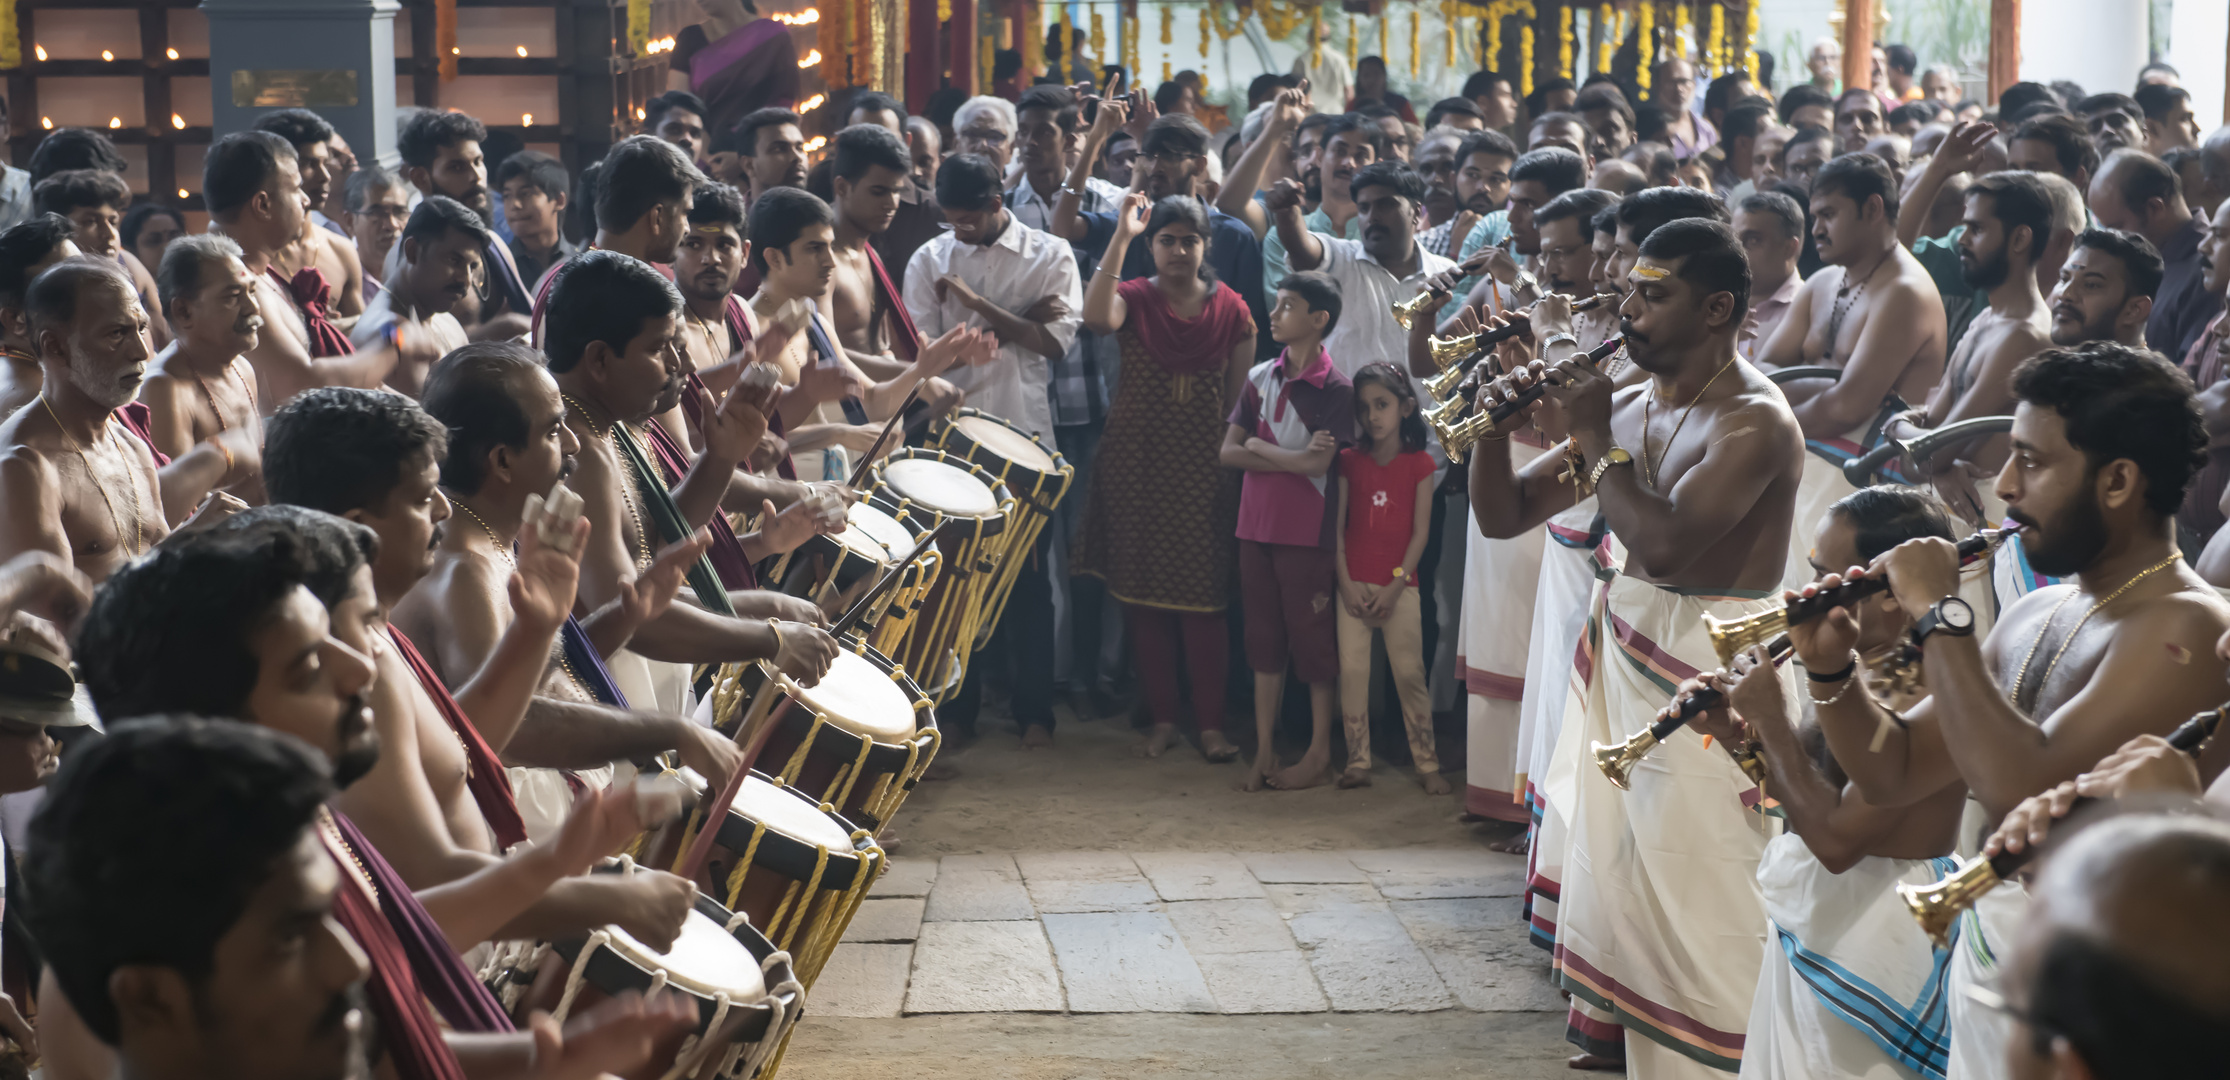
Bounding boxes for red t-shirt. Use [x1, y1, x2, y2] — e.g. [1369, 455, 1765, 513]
[1339, 447, 1436, 586]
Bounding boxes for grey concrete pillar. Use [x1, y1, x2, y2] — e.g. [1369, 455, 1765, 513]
[202, 0, 400, 167]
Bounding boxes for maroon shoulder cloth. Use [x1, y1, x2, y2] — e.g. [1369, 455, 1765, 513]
[268, 266, 355, 358]
[322, 813, 473, 1080]
[386, 627, 530, 851]
[328, 810, 515, 1034]
[112, 404, 171, 467]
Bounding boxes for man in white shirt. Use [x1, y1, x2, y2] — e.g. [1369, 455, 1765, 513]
[1272, 160, 1456, 384]
[904, 153, 1081, 444]
[348, 195, 479, 398]
[902, 152, 1081, 751]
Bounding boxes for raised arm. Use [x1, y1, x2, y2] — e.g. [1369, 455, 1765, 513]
[1085, 193, 1152, 334]
[1219, 86, 1311, 237]
[1053, 93, 1132, 243]
[1897, 121, 1994, 248]
[1266, 179, 1325, 272]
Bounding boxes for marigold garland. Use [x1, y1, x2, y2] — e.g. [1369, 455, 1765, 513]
[1519, 25, 1534, 94]
[1558, 5, 1573, 79]
[1199, 6, 1211, 59]
[1707, 2, 1725, 73]
[1410, 10, 1421, 77]
[1635, 0, 1653, 94]
[1743, 1, 1760, 81]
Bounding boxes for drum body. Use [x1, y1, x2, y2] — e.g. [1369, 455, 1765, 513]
[712, 646, 937, 833]
[769, 495, 942, 651]
[870, 448, 1014, 699]
[641, 770, 883, 990]
[519, 878, 803, 1080]
[930, 409, 1073, 647]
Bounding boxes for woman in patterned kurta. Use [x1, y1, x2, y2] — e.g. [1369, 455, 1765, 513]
[1075, 194, 1257, 760]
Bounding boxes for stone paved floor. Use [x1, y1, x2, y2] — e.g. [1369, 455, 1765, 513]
[810, 848, 1561, 1017]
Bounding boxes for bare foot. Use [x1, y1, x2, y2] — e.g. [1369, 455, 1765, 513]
[1486, 831, 1530, 855]
[1336, 766, 1372, 789]
[1419, 770, 1453, 796]
[1134, 723, 1178, 757]
[1270, 748, 1333, 790]
[1021, 724, 1054, 749]
[1199, 730, 1240, 762]
[1566, 1053, 1624, 1071]
[923, 760, 961, 782]
[1240, 756, 1276, 792]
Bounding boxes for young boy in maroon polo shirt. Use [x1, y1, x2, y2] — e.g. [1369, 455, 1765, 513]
[1222, 272, 1354, 791]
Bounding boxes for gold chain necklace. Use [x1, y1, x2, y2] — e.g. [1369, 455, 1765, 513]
[40, 395, 141, 556]
[1640, 354, 1740, 487]
[191, 358, 256, 434]
[558, 391, 653, 569]
[692, 309, 726, 360]
[2011, 550, 2185, 708]
[450, 497, 594, 696]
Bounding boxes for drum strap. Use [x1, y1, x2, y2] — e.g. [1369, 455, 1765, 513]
[642, 414, 761, 591]
[390, 629, 531, 851]
[866, 245, 922, 363]
[613, 423, 739, 616]
[329, 810, 515, 1034]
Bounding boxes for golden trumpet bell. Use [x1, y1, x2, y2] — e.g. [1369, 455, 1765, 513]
[1424, 363, 1471, 401]
[1428, 331, 1482, 369]
[1591, 728, 1660, 790]
[1896, 856, 2004, 949]
[1392, 290, 1438, 330]
[1704, 607, 1791, 667]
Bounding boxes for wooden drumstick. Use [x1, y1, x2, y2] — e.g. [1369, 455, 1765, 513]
[846, 381, 925, 489]
[828, 526, 944, 641]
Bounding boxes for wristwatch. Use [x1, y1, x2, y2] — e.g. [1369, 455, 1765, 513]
[1909, 596, 1976, 646]
[1539, 332, 1580, 355]
[1587, 447, 1634, 490]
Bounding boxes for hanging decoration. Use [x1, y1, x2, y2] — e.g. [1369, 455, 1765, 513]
[938, 0, 951, 24]
[821, 0, 849, 87]
[1122, 5, 1140, 77]
[0, 0, 20, 70]
[1443, 3, 1457, 67]
[1635, 0, 1653, 94]
[1090, 8, 1104, 59]
[1519, 24, 1534, 95]
[1707, 2, 1724, 73]
[1743, 0, 1760, 82]
[1199, 5, 1211, 59]
[1482, 8, 1501, 70]
[1558, 5, 1573, 80]
[1345, 15, 1358, 67]
[1310, 4, 1324, 67]
[1409, 10, 1420, 77]
[982, 31, 995, 92]
[1675, 3, 1691, 65]
[1594, 4, 1613, 76]
[1026, 1, 1045, 78]
[1159, 2, 1173, 82]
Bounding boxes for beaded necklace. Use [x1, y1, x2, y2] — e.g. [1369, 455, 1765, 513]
[450, 498, 594, 697]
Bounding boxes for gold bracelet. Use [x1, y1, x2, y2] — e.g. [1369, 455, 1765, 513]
[1808, 651, 1862, 706]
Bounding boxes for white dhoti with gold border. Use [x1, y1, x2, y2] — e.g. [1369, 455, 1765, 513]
[1520, 499, 1606, 950]
[1462, 439, 1549, 822]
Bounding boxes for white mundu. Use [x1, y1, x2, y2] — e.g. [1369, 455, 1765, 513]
[1462, 439, 1547, 823]
[1518, 497, 1605, 950]
[1553, 539, 1791, 1078]
[1740, 833, 1957, 1080]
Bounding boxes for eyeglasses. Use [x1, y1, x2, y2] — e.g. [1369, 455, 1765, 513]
[960, 129, 1011, 147]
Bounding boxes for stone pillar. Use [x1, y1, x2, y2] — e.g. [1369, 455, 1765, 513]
[201, 0, 400, 167]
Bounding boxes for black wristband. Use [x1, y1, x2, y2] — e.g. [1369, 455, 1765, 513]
[1807, 657, 1857, 683]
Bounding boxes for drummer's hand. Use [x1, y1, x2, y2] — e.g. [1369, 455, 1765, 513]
[748, 431, 789, 474]
[607, 869, 698, 954]
[803, 482, 856, 532]
[918, 376, 966, 417]
[697, 380, 771, 470]
[748, 498, 818, 558]
[511, 486, 590, 636]
[527, 989, 697, 1080]
[550, 785, 649, 874]
[674, 722, 745, 792]
[1982, 781, 2081, 859]
[614, 528, 712, 632]
[793, 360, 866, 407]
[1529, 292, 1574, 339]
[773, 623, 840, 685]
[757, 594, 826, 627]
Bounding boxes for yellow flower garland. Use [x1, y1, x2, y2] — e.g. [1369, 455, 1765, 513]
[1744, 1, 1760, 82]
[1199, 6, 1210, 59]
[1595, 4, 1614, 75]
[1636, 0, 1653, 94]
[1091, 9, 1105, 57]
[1519, 24, 1534, 94]
[1559, 5, 1574, 80]
[1410, 10, 1421, 77]
[1708, 2, 1725, 74]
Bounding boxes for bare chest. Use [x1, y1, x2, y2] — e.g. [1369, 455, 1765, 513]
[50, 434, 164, 570]
[678, 309, 732, 376]
[828, 256, 881, 351]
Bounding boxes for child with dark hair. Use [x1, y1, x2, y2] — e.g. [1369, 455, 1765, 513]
[1223, 271, 1354, 790]
[1332, 362, 1442, 792]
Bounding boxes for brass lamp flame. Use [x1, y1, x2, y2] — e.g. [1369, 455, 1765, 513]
[1392, 290, 1439, 330]
[1591, 728, 1660, 790]
[1896, 856, 2004, 949]
[1704, 607, 1792, 667]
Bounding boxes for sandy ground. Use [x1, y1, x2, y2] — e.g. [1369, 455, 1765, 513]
[772, 703, 1579, 1079]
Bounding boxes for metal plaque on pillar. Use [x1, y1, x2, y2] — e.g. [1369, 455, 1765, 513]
[202, 0, 400, 168]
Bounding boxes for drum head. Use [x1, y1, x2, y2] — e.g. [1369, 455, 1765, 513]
[833, 519, 892, 563]
[846, 501, 917, 555]
[883, 458, 999, 518]
[604, 907, 767, 1000]
[955, 413, 1057, 474]
[732, 774, 857, 851]
[784, 648, 918, 743]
